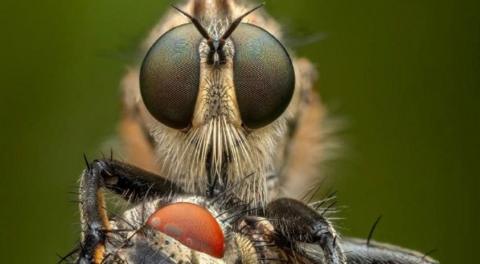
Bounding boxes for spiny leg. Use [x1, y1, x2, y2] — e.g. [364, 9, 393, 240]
[266, 198, 346, 264]
[77, 158, 184, 264]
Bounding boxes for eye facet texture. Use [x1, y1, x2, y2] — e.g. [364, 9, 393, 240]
[140, 24, 203, 129]
[147, 202, 225, 258]
[231, 23, 295, 129]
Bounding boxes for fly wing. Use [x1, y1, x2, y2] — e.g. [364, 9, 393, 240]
[342, 238, 439, 264]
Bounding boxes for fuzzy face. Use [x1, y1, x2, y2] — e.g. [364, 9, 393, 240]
[142, 27, 288, 203]
[121, 0, 319, 205]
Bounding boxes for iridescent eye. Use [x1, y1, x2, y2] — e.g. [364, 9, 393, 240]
[147, 202, 225, 258]
[231, 23, 295, 129]
[140, 24, 203, 129]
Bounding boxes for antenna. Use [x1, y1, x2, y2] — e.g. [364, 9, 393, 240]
[172, 3, 265, 65]
[221, 3, 264, 41]
[171, 5, 211, 40]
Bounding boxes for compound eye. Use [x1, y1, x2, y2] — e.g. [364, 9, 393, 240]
[231, 24, 295, 129]
[147, 202, 225, 258]
[140, 24, 203, 129]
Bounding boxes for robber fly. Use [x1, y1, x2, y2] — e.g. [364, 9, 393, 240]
[64, 1, 439, 263]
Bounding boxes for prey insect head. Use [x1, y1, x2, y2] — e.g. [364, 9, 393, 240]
[140, 3, 295, 130]
[147, 202, 225, 258]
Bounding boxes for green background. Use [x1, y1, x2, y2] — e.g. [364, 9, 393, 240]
[0, 0, 478, 263]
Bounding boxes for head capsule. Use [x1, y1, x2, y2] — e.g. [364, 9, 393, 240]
[139, 4, 295, 130]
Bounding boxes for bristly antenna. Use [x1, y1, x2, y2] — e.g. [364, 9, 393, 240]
[172, 3, 265, 65]
[171, 5, 211, 39]
[220, 3, 264, 41]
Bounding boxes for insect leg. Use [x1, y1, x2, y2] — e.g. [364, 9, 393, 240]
[342, 238, 439, 264]
[77, 158, 184, 264]
[266, 198, 346, 264]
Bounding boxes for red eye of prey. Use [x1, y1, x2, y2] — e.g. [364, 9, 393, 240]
[146, 202, 225, 258]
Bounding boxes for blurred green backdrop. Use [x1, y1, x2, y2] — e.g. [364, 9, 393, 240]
[0, 0, 478, 263]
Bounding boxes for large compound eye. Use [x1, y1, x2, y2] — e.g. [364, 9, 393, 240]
[231, 24, 295, 129]
[147, 202, 225, 258]
[140, 24, 203, 129]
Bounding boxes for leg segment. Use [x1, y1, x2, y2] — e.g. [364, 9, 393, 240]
[266, 198, 346, 264]
[266, 198, 438, 264]
[77, 159, 184, 264]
